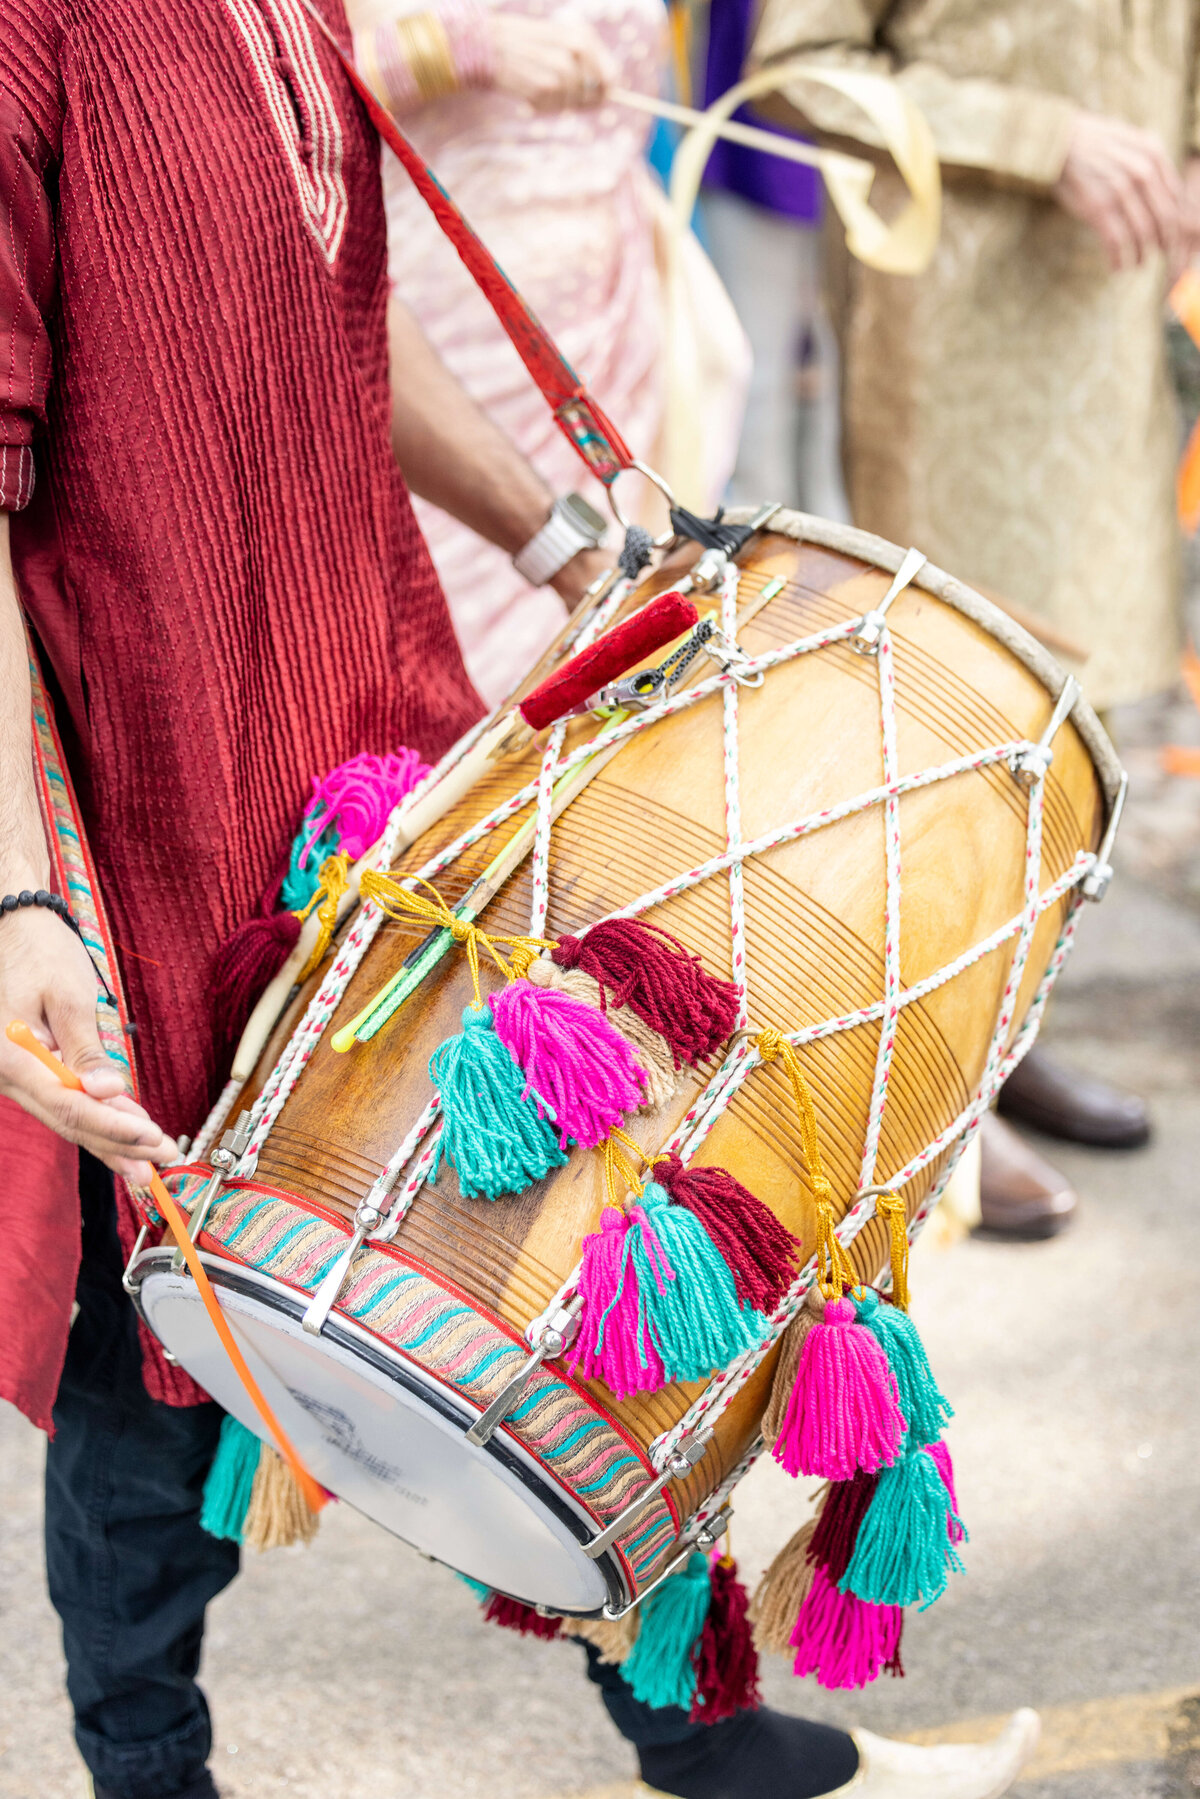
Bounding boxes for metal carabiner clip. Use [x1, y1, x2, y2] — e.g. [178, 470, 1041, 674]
[591, 617, 717, 712]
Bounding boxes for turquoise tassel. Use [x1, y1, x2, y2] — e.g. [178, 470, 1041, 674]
[855, 1288, 953, 1448]
[456, 1572, 492, 1603]
[281, 821, 339, 912]
[635, 1184, 765, 1383]
[200, 1415, 261, 1543]
[622, 1552, 712, 1709]
[841, 1447, 965, 1610]
[430, 1005, 569, 1200]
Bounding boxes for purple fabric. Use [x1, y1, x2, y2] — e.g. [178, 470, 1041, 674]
[701, 0, 821, 223]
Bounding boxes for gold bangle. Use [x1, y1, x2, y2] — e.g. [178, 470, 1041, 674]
[393, 11, 461, 103]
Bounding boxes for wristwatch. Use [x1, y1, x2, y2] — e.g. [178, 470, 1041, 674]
[513, 492, 608, 587]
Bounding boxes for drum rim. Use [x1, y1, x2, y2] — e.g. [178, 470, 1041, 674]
[130, 1245, 629, 1615]
[726, 506, 1125, 813]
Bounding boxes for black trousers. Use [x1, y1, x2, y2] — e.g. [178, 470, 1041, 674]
[45, 1156, 738, 1798]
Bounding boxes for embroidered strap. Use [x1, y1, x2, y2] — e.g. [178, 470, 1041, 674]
[298, 0, 634, 487]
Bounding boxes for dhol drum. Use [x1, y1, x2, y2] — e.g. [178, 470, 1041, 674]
[129, 509, 1123, 1618]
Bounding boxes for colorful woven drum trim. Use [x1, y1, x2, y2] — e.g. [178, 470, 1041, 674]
[28, 647, 133, 1085]
[165, 1172, 678, 1591]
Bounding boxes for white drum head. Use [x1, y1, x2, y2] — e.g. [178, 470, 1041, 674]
[133, 1251, 620, 1613]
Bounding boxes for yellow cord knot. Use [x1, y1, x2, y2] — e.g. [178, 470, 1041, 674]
[756, 1028, 857, 1299]
[358, 870, 554, 1010]
[874, 1190, 910, 1311]
[601, 1125, 668, 1211]
[294, 852, 351, 983]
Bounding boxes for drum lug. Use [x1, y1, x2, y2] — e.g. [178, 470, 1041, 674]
[851, 545, 927, 654]
[463, 1298, 583, 1448]
[1007, 675, 1081, 789]
[1081, 770, 1127, 902]
[121, 1224, 150, 1296]
[301, 1199, 386, 1336]
[581, 1427, 714, 1562]
[170, 1140, 236, 1274]
[600, 1503, 733, 1620]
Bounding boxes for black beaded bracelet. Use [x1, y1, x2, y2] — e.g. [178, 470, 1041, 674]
[2, 889, 117, 1003]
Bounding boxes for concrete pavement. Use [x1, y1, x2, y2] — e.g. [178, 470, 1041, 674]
[3, 822, 1200, 1798]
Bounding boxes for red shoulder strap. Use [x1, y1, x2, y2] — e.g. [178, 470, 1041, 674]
[302, 0, 635, 487]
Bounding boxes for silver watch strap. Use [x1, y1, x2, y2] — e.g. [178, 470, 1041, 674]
[513, 498, 600, 587]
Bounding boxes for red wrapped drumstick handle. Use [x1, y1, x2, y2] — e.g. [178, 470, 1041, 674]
[518, 591, 699, 732]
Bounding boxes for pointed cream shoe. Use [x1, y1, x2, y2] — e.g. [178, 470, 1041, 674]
[828, 1708, 1040, 1798]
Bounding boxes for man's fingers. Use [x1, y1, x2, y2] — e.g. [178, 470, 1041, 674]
[45, 990, 128, 1088]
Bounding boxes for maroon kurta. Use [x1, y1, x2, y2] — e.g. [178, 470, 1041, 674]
[0, 0, 483, 1427]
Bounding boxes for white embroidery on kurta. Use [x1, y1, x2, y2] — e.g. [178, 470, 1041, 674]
[223, 0, 349, 266]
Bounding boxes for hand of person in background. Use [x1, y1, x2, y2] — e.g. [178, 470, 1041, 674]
[1183, 154, 1200, 266]
[486, 10, 617, 110]
[1052, 112, 1184, 274]
[550, 546, 613, 608]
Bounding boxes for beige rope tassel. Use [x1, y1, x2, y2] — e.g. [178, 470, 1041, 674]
[565, 1608, 640, 1663]
[762, 1306, 819, 1448]
[242, 1446, 321, 1551]
[750, 1513, 821, 1656]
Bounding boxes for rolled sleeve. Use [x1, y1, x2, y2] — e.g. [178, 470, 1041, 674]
[0, 35, 62, 512]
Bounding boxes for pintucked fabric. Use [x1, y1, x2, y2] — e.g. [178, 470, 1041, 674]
[0, 0, 483, 1420]
[751, 0, 1200, 708]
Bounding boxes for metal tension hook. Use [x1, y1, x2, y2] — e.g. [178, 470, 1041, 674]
[852, 545, 927, 655]
[1008, 675, 1081, 789]
[582, 1426, 714, 1561]
[171, 1115, 250, 1274]
[464, 1297, 584, 1448]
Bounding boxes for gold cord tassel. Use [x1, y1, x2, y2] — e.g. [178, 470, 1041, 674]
[242, 1445, 321, 1552]
[756, 1029, 857, 1298]
[875, 1191, 910, 1311]
[359, 870, 551, 1008]
[294, 851, 351, 983]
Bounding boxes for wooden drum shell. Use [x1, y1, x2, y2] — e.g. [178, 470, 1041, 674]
[223, 517, 1111, 1535]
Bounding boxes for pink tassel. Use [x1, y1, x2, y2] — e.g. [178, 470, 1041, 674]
[484, 1593, 563, 1639]
[569, 1207, 667, 1399]
[790, 1563, 903, 1690]
[489, 979, 648, 1149]
[299, 748, 430, 866]
[925, 1440, 966, 1546]
[772, 1298, 905, 1481]
[690, 1557, 761, 1723]
[651, 1153, 800, 1312]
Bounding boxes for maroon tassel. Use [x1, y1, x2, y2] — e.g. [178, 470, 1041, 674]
[212, 871, 301, 1051]
[551, 917, 738, 1067]
[651, 1154, 800, 1312]
[483, 1593, 564, 1640]
[808, 1470, 879, 1582]
[690, 1557, 761, 1723]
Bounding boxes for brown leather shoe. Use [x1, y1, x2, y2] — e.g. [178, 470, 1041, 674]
[996, 1047, 1150, 1149]
[978, 1115, 1079, 1239]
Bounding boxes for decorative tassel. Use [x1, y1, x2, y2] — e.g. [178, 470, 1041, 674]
[242, 1445, 321, 1551]
[551, 917, 739, 1067]
[456, 1572, 492, 1602]
[293, 851, 352, 982]
[483, 1594, 564, 1639]
[430, 1005, 568, 1200]
[212, 876, 301, 1046]
[566, 1610, 640, 1664]
[854, 1287, 953, 1449]
[200, 1415, 262, 1543]
[750, 1517, 819, 1655]
[632, 1182, 764, 1383]
[842, 1448, 964, 1610]
[525, 958, 680, 1106]
[489, 978, 648, 1150]
[790, 1563, 903, 1690]
[762, 1306, 819, 1448]
[808, 1469, 880, 1581]
[297, 748, 430, 865]
[926, 1440, 967, 1546]
[569, 1206, 666, 1398]
[772, 1297, 905, 1481]
[621, 1552, 712, 1710]
[651, 1153, 800, 1313]
[690, 1556, 761, 1722]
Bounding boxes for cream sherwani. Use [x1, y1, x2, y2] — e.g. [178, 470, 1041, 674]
[751, 0, 1200, 706]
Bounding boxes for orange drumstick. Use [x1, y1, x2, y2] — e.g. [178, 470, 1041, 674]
[5, 1021, 327, 1516]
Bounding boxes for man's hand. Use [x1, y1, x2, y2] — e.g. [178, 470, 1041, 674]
[550, 546, 613, 610]
[0, 906, 175, 1183]
[487, 13, 616, 111]
[1052, 113, 1184, 273]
